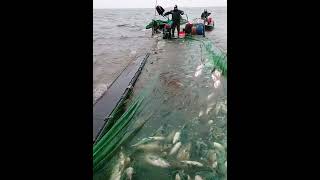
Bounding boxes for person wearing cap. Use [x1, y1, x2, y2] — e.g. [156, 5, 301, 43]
[164, 5, 184, 38]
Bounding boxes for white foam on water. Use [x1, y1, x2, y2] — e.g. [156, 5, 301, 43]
[93, 83, 108, 102]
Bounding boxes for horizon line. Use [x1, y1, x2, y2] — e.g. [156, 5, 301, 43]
[93, 5, 227, 10]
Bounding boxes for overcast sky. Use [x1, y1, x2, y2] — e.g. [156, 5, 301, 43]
[93, 0, 227, 9]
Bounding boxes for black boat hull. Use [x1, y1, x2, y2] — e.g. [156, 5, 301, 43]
[205, 25, 214, 31]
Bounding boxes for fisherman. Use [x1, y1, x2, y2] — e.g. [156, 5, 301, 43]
[164, 5, 184, 38]
[201, 9, 211, 24]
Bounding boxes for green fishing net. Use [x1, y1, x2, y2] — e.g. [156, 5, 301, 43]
[93, 37, 227, 180]
[146, 18, 188, 29]
[185, 36, 227, 77]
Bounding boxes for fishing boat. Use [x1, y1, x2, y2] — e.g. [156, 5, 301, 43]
[205, 17, 214, 31]
[184, 18, 206, 37]
[146, 5, 188, 39]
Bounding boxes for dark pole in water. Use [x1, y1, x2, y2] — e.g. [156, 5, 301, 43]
[152, 0, 157, 37]
[155, 0, 157, 16]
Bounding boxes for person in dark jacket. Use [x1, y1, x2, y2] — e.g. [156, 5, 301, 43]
[164, 5, 184, 37]
[201, 9, 211, 24]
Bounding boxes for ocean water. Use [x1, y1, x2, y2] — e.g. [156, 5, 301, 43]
[93, 7, 227, 103]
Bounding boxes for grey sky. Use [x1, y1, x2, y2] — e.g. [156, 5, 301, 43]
[93, 0, 227, 9]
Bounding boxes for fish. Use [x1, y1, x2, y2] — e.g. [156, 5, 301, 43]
[181, 160, 204, 167]
[208, 120, 214, 125]
[173, 131, 181, 144]
[166, 131, 176, 143]
[125, 167, 134, 180]
[213, 142, 225, 152]
[212, 74, 217, 81]
[198, 110, 204, 117]
[177, 143, 191, 161]
[131, 136, 165, 147]
[214, 80, 221, 88]
[225, 161, 227, 168]
[187, 175, 191, 180]
[195, 175, 204, 180]
[213, 70, 222, 77]
[145, 154, 170, 168]
[109, 152, 128, 180]
[175, 173, 181, 180]
[207, 150, 217, 168]
[136, 142, 161, 152]
[169, 142, 182, 155]
[151, 136, 166, 140]
[212, 161, 218, 168]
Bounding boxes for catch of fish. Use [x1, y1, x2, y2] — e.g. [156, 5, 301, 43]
[106, 99, 227, 180]
[110, 111, 227, 180]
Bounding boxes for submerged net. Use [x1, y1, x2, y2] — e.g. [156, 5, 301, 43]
[93, 92, 147, 173]
[93, 37, 227, 180]
[93, 79, 159, 175]
[185, 36, 227, 77]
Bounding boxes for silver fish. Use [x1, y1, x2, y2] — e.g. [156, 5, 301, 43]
[173, 131, 181, 144]
[175, 173, 181, 180]
[125, 167, 134, 180]
[207, 149, 218, 168]
[187, 175, 191, 180]
[212, 161, 218, 168]
[151, 136, 166, 140]
[213, 142, 225, 152]
[169, 142, 182, 155]
[109, 152, 128, 180]
[166, 131, 176, 143]
[145, 154, 170, 168]
[195, 175, 204, 180]
[181, 160, 204, 167]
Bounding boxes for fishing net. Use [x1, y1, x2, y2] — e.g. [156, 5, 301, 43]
[93, 78, 160, 175]
[146, 19, 170, 29]
[185, 36, 227, 77]
[93, 38, 227, 180]
[146, 18, 188, 29]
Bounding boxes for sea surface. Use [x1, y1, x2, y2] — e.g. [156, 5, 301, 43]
[93, 7, 227, 103]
